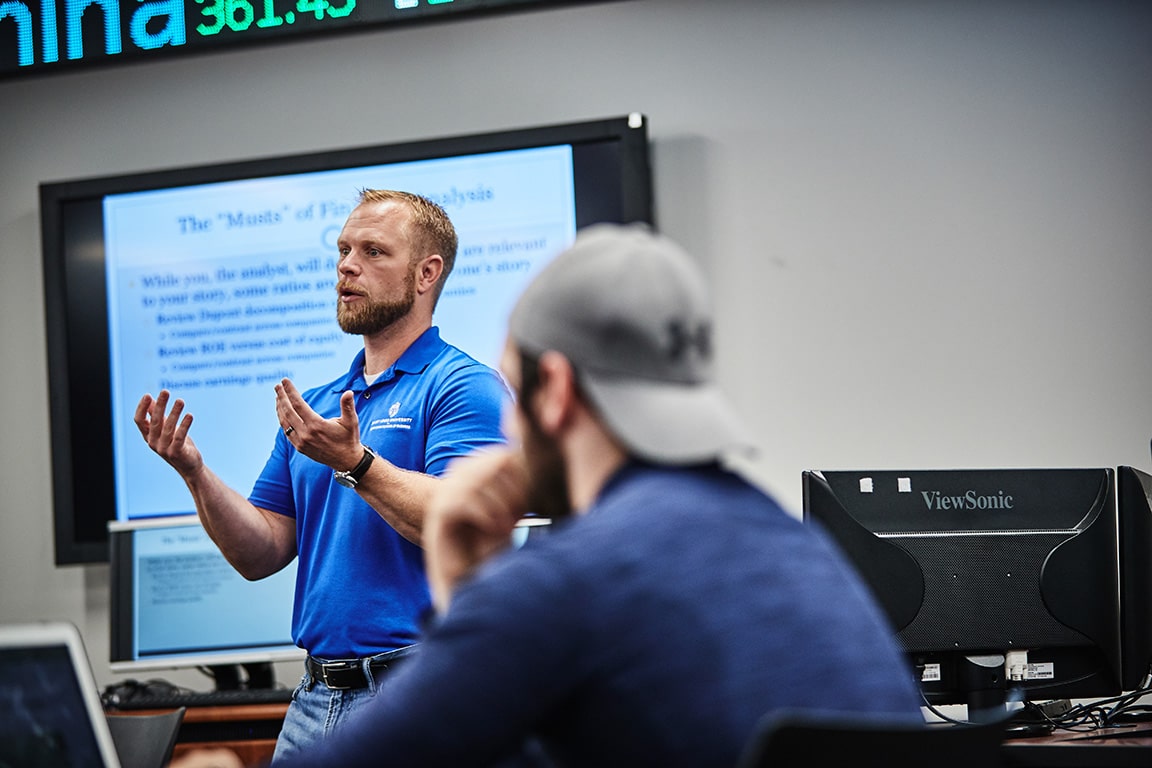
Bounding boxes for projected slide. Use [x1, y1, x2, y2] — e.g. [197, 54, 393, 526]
[105, 146, 576, 521]
[133, 522, 298, 659]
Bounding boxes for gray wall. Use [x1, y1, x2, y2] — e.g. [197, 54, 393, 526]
[2, 0, 1151, 690]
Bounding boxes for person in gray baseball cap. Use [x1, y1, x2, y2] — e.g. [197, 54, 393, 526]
[507, 222, 751, 466]
[273, 223, 923, 768]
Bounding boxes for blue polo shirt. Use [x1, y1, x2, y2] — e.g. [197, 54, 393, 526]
[249, 327, 509, 659]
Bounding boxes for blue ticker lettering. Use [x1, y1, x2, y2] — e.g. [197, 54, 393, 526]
[3, 0, 552, 74]
[66, 0, 121, 58]
[130, 0, 184, 50]
[2, 0, 185, 65]
[41, 0, 56, 59]
[0, 1, 35, 65]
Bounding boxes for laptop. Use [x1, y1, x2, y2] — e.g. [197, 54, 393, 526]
[0, 621, 123, 767]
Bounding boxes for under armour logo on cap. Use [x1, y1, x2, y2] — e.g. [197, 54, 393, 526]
[666, 319, 712, 362]
[506, 223, 755, 464]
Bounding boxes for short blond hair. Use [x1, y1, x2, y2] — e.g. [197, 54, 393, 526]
[357, 189, 458, 305]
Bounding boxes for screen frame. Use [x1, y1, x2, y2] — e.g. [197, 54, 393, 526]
[0, 622, 124, 767]
[801, 467, 1125, 710]
[42, 114, 653, 564]
[108, 514, 306, 674]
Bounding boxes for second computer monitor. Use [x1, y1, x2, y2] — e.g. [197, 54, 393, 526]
[802, 467, 1122, 716]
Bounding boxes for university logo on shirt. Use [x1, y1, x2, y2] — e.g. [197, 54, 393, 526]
[371, 402, 412, 431]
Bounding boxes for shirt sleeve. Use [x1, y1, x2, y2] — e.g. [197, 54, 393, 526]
[247, 428, 296, 517]
[423, 363, 510, 477]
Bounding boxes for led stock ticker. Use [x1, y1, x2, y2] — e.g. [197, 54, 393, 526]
[0, 0, 566, 77]
[194, 0, 353, 37]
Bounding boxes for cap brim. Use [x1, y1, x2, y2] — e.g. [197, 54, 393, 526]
[581, 375, 756, 465]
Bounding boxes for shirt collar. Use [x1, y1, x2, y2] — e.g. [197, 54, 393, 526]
[331, 327, 444, 392]
[585, 459, 722, 515]
[582, 459, 650, 516]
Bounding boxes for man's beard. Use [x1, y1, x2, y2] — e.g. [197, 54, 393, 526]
[522, 408, 573, 520]
[337, 268, 417, 335]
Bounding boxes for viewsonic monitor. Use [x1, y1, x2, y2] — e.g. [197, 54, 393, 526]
[108, 515, 303, 683]
[802, 468, 1122, 719]
[41, 114, 653, 564]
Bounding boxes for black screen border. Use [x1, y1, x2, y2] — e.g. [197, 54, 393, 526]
[801, 467, 1126, 706]
[42, 114, 653, 564]
[108, 515, 305, 672]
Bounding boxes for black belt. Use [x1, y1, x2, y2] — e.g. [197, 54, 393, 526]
[305, 645, 416, 690]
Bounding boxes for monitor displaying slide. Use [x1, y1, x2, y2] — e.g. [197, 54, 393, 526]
[108, 515, 303, 673]
[41, 115, 653, 563]
[103, 145, 575, 522]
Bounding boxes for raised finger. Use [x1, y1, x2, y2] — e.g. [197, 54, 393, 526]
[279, 378, 314, 419]
[339, 390, 360, 432]
[274, 383, 300, 432]
[133, 394, 155, 437]
[148, 391, 173, 440]
[160, 397, 187, 446]
[172, 410, 194, 446]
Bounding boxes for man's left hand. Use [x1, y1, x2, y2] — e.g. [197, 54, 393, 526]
[275, 378, 363, 472]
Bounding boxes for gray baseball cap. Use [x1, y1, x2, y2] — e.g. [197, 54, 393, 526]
[508, 223, 754, 464]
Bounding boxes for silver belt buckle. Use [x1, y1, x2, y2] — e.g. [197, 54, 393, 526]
[315, 659, 357, 690]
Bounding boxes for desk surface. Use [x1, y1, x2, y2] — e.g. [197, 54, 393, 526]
[1002, 721, 1152, 767]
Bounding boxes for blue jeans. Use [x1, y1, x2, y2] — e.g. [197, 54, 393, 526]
[270, 655, 392, 766]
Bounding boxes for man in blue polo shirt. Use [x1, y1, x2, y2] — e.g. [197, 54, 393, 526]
[134, 189, 508, 763]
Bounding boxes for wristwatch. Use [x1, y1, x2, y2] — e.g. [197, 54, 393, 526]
[333, 446, 377, 489]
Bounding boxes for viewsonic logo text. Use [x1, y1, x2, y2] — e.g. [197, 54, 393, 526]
[921, 490, 1015, 510]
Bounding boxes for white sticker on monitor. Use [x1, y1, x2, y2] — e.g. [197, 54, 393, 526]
[920, 663, 942, 682]
[1025, 662, 1055, 680]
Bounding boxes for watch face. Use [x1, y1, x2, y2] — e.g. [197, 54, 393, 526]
[333, 473, 356, 489]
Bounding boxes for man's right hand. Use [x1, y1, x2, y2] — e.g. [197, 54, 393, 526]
[134, 390, 205, 477]
[133, 390, 296, 581]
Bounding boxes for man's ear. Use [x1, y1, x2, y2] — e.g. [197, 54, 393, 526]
[532, 351, 578, 434]
[416, 255, 444, 295]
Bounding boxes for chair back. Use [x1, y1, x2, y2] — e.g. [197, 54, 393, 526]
[105, 706, 186, 768]
[736, 710, 1005, 768]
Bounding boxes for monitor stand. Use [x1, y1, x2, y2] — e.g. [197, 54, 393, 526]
[960, 654, 1009, 723]
[243, 662, 276, 690]
[208, 664, 242, 691]
[206, 663, 277, 691]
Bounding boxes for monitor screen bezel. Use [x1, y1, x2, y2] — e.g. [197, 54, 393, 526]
[801, 467, 1125, 708]
[108, 515, 306, 674]
[42, 114, 653, 564]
